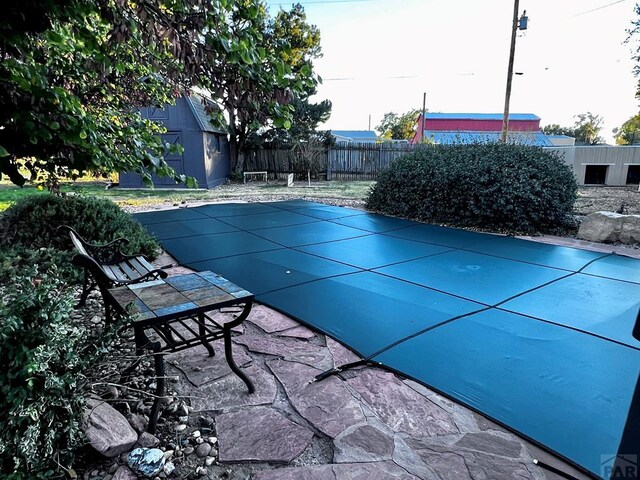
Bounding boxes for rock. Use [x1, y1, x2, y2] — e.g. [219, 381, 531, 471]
[195, 466, 208, 476]
[192, 430, 201, 438]
[163, 450, 174, 460]
[90, 315, 102, 324]
[163, 462, 175, 476]
[112, 466, 137, 480]
[184, 446, 194, 455]
[127, 448, 165, 478]
[577, 211, 640, 244]
[175, 424, 187, 432]
[127, 414, 147, 433]
[137, 432, 160, 448]
[205, 456, 216, 466]
[195, 443, 212, 458]
[84, 398, 138, 457]
[216, 406, 314, 463]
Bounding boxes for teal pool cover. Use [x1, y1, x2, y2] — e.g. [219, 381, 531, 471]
[135, 200, 640, 479]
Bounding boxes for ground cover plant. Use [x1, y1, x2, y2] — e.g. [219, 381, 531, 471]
[366, 143, 578, 234]
[0, 267, 120, 478]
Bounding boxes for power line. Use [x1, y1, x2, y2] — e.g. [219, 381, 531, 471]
[569, 0, 630, 18]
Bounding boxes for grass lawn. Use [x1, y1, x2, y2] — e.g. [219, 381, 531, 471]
[0, 180, 375, 212]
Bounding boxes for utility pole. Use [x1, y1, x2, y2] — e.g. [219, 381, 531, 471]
[421, 92, 426, 143]
[501, 2, 527, 143]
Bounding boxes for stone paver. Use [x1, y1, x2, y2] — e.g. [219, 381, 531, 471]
[216, 406, 313, 463]
[347, 369, 458, 439]
[253, 461, 420, 480]
[326, 337, 361, 367]
[268, 359, 365, 438]
[333, 424, 394, 462]
[248, 304, 301, 332]
[174, 363, 276, 411]
[455, 432, 523, 458]
[277, 325, 316, 340]
[166, 342, 252, 387]
[234, 334, 325, 357]
[404, 438, 543, 480]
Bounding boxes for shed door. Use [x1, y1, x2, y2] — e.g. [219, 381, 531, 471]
[152, 132, 184, 185]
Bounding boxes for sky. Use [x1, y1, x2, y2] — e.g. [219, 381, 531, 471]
[265, 0, 639, 143]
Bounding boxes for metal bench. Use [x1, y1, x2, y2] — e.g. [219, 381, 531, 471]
[59, 225, 168, 310]
[243, 171, 268, 184]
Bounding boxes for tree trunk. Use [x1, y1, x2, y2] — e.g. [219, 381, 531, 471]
[227, 109, 240, 172]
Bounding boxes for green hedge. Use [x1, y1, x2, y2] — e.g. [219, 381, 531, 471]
[0, 194, 159, 257]
[366, 143, 577, 234]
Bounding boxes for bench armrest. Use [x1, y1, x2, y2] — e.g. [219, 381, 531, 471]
[59, 225, 130, 263]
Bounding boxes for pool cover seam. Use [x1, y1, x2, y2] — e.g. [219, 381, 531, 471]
[364, 251, 620, 363]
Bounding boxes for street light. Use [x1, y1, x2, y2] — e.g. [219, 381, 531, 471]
[500, 3, 528, 143]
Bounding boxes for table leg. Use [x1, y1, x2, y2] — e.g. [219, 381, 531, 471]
[223, 301, 254, 393]
[198, 313, 216, 357]
[148, 350, 165, 434]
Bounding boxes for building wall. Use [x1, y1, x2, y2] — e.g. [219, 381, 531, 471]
[424, 118, 540, 132]
[203, 133, 230, 188]
[548, 146, 640, 186]
[119, 98, 231, 189]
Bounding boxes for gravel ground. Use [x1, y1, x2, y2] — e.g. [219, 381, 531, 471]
[116, 184, 640, 217]
[574, 185, 640, 215]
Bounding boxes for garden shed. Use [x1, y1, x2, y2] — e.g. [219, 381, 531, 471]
[119, 93, 230, 189]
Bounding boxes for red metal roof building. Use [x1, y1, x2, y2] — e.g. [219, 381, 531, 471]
[411, 113, 552, 146]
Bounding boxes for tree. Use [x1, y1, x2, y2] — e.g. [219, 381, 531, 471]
[573, 112, 604, 145]
[0, 0, 224, 188]
[613, 114, 640, 144]
[1, 1, 303, 187]
[376, 109, 420, 140]
[542, 124, 577, 137]
[198, 2, 321, 172]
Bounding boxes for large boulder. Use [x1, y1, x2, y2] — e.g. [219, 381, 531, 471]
[577, 211, 640, 244]
[84, 398, 138, 457]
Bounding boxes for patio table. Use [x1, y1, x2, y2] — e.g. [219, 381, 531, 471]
[108, 271, 255, 433]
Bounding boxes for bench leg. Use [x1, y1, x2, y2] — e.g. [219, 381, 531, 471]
[76, 271, 92, 308]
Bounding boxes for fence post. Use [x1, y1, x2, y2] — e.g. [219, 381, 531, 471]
[327, 148, 332, 181]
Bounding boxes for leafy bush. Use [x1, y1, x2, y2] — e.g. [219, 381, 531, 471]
[0, 194, 159, 259]
[0, 268, 118, 478]
[366, 143, 577, 234]
[0, 247, 81, 286]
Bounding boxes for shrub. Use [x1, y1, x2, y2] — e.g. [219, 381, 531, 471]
[366, 143, 578, 234]
[0, 194, 159, 259]
[0, 268, 118, 478]
[0, 247, 81, 286]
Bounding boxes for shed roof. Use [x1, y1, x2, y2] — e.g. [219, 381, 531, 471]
[423, 130, 553, 146]
[331, 130, 378, 140]
[185, 94, 226, 134]
[425, 113, 540, 121]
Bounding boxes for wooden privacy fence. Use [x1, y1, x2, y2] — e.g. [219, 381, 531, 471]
[244, 143, 415, 180]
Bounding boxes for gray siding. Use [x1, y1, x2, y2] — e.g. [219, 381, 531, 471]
[119, 96, 230, 189]
[547, 146, 640, 186]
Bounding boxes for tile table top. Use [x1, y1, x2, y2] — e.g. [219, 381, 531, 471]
[109, 271, 252, 322]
